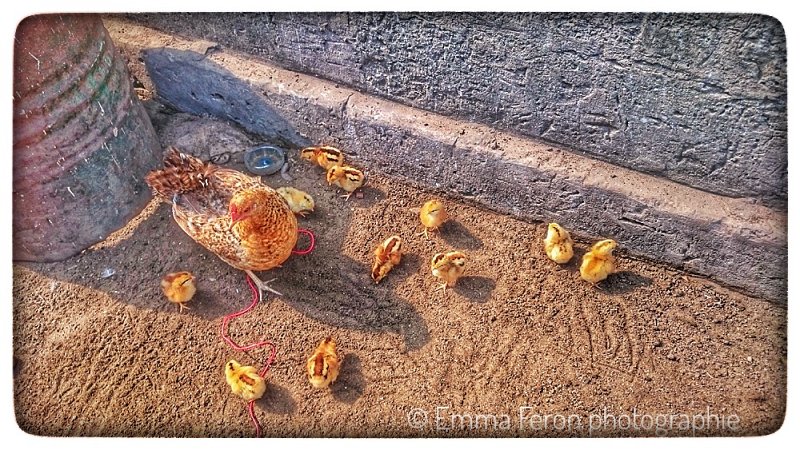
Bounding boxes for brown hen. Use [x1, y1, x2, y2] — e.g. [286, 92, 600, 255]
[145, 147, 297, 297]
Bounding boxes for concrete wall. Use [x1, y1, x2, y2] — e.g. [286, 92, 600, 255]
[125, 12, 787, 208]
[105, 18, 787, 302]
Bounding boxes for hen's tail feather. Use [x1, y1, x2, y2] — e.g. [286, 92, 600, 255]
[145, 147, 215, 199]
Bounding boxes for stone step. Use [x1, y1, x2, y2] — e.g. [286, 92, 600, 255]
[105, 18, 786, 303]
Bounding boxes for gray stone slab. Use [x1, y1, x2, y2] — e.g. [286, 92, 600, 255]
[122, 12, 787, 208]
[142, 47, 309, 149]
[108, 20, 787, 303]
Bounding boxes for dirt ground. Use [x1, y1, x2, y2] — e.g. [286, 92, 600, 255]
[13, 102, 786, 437]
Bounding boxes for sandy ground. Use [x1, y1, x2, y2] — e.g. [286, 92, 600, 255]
[12, 104, 786, 437]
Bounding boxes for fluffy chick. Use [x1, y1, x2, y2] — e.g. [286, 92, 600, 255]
[276, 187, 315, 217]
[161, 271, 196, 313]
[431, 251, 467, 291]
[419, 200, 448, 239]
[326, 165, 365, 200]
[300, 146, 344, 170]
[224, 359, 267, 401]
[580, 239, 617, 284]
[371, 235, 403, 283]
[306, 337, 341, 389]
[543, 223, 574, 264]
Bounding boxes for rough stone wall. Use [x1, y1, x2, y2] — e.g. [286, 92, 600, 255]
[125, 12, 787, 208]
[130, 41, 784, 301]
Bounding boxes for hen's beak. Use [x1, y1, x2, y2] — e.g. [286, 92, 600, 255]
[230, 205, 245, 224]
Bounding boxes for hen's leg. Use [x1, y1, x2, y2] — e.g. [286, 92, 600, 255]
[245, 270, 283, 297]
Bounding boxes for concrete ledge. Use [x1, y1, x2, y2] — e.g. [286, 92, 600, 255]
[118, 13, 788, 208]
[106, 19, 787, 302]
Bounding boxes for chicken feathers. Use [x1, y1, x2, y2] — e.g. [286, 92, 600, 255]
[276, 187, 315, 217]
[580, 239, 617, 284]
[300, 146, 344, 170]
[225, 359, 267, 401]
[419, 200, 448, 239]
[161, 271, 196, 313]
[306, 337, 341, 389]
[326, 165, 365, 200]
[145, 147, 298, 275]
[543, 223, 574, 264]
[371, 236, 402, 283]
[431, 251, 467, 291]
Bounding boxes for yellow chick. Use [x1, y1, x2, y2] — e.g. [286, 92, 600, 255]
[431, 251, 467, 291]
[276, 187, 315, 217]
[326, 165, 366, 200]
[543, 223, 574, 264]
[306, 337, 341, 389]
[300, 145, 344, 170]
[419, 200, 449, 239]
[161, 271, 196, 313]
[224, 359, 267, 401]
[580, 239, 618, 284]
[371, 235, 403, 283]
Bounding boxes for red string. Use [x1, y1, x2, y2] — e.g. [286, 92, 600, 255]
[248, 400, 261, 438]
[221, 230, 313, 437]
[220, 274, 278, 438]
[291, 228, 315, 255]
